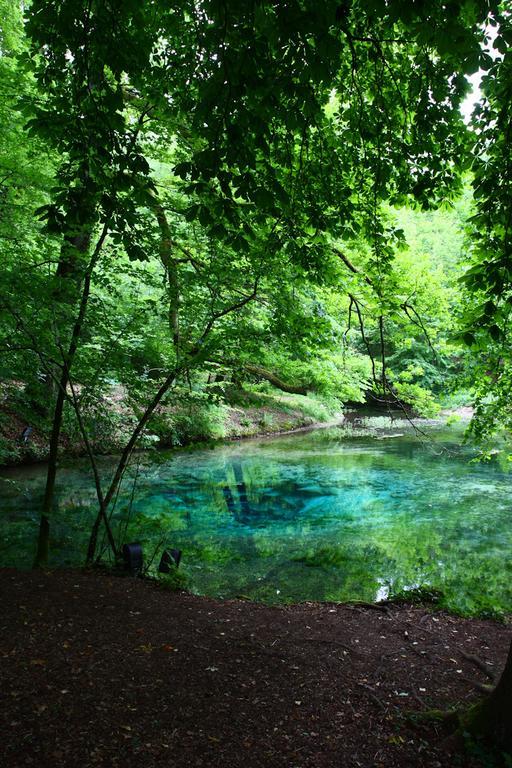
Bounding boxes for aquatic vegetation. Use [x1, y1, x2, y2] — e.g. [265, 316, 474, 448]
[1, 424, 511, 615]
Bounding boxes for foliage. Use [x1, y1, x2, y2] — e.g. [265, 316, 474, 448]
[387, 584, 444, 606]
[0, 1, 511, 585]
[165, 400, 228, 446]
[457, 8, 512, 456]
[390, 381, 441, 418]
[1, 0, 491, 482]
[157, 568, 189, 592]
[3, 0, 512, 749]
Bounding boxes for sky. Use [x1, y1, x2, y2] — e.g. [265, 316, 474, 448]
[461, 71, 482, 124]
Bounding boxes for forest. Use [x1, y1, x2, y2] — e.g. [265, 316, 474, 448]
[1, 1, 512, 766]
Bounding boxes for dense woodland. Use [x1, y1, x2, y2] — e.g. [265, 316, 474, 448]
[2, 0, 512, 756]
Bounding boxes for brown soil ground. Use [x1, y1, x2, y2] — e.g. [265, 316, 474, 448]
[1, 569, 509, 768]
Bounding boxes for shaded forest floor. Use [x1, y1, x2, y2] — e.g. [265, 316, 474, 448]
[1, 570, 510, 768]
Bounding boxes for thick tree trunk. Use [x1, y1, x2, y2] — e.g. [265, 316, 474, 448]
[244, 364, 309, 395]
[463, 638, 512, 751]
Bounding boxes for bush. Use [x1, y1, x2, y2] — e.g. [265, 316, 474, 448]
[157, 568, 189, 592]
[167, 401, 227, 445]
[391, 381, 441, 417]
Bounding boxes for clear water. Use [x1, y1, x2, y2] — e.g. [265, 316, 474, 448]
[1, 419, 511, 614]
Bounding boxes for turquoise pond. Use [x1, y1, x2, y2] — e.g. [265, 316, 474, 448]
[1, 418, 511, 614]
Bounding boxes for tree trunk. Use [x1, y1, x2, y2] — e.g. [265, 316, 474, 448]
[33, 223, 109, 568]
[463, 638, 512, 751]
[244, 364, 309, 395]
[85, 500, 109, 566]
[153, 202, 180, 352]
[65, 378, 118, 564]
[33, 373, 66, 567]
[85, 367, 181, 563]
[86, 198, 182, 564]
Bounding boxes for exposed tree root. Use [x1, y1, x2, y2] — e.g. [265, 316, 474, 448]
[409, 690, 512, 756]
[459, 650, 496, 682]
[406, 708, 459, 726]
[460, 678, 493, 695]
[406, 708, 466, 753]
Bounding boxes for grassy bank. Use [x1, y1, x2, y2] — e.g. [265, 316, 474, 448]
[0, 383, 344, 466]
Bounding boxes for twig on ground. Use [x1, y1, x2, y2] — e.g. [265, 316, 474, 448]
[356, 682, 387, 711]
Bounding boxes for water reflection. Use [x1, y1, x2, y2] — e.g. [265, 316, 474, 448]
[1, 421, 511, 614]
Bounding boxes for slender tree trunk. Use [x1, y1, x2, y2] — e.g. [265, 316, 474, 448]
[85, 263, 258, 563]
[33, 372, 67, 567]
[66, 378, 118, 560]
[86, 200, 182, 564]
[33, 224, 109, 568]
[154, 203, 180, 351]
[85, 367, 181, 563]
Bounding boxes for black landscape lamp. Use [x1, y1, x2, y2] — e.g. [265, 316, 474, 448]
[158, 548, 182, 573]
[122, 542, 143, 575]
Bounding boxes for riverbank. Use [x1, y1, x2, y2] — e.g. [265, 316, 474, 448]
[0, 386, 344, 467]
[1, 378, 474, 469]
[1, 568, 509, 768]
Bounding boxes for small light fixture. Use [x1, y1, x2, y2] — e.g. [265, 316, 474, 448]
[158, 548, 182, 573]
[122, 542, 143, 575]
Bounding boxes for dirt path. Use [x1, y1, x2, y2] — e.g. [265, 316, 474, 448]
[1, 569, 509, 767]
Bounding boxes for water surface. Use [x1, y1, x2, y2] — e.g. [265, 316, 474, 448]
[1, 419, 511, 614]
